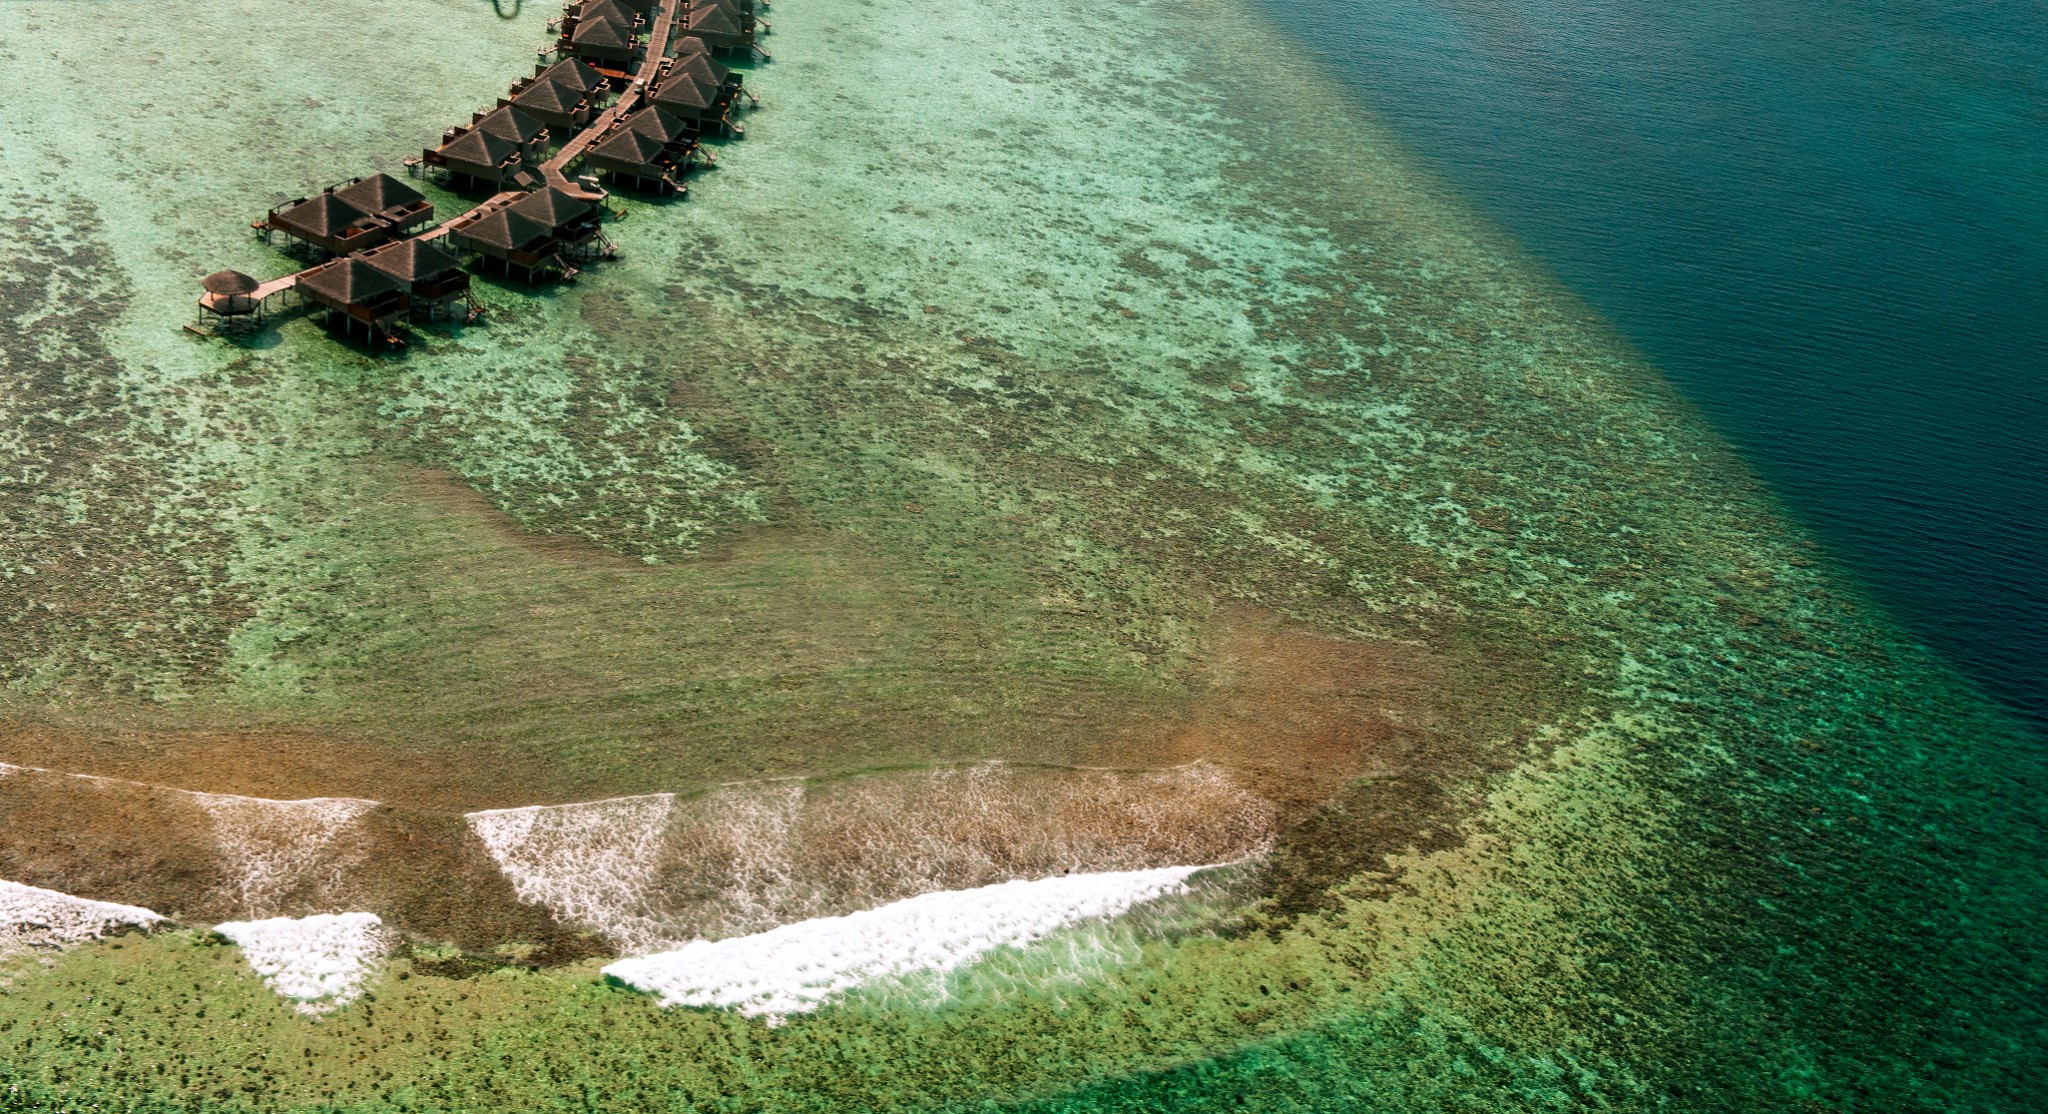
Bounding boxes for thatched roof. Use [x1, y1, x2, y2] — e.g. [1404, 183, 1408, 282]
[666, 49, 735, 94]
[360, 238, 464, 284]
[589, 127, 669, 167]
[441, 127, 521, 167]
[650, 72, 717, 114]
[571, 15, 634, 49]
[277, 192, 376, 238]
[508, 186, 596, 230]
[576, 0, 639, 28]
[512, 79, 585, 117]
[334, 173, 426, 216]
[477, 104, 549, 145]
[680, 4, 746, 38]
[298, 258, 402, 306]
[201, 269, 259, 295]
[624, 106, 693, 143]
[460, 209, 555, 252]
[534, 58, 606, 96]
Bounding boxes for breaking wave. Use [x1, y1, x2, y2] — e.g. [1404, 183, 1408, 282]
[468, 762, 1273, 951]
[602, 864, 1212, 1020]
[465, 793, 680, 955]
[0, 878, 166, 960]
[214, 912, 389, 1015]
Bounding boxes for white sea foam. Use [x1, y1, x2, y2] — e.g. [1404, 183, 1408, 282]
[462, 764, 1270, 949]
[0, 878, 166, 959]
[214, 912, 387, 1015]
[465, 793, 679, 953]
[194, 794, 377, 916]
[602, 864, 1211, 1020]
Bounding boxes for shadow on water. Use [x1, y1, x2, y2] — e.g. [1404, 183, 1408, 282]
[491, 0, 522, 21]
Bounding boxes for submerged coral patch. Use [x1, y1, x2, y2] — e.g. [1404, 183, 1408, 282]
[213, 912, 389, 1015]
[601, 864, 1211, 1019]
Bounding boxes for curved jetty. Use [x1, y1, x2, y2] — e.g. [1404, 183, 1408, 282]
[196, 0, 765, 345]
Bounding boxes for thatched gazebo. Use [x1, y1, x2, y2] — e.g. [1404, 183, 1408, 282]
[676, 0, 760, 56]
[532, 57, 608, 98]
[197, 269, 264, 328]
[509, 186, 606, 251]
[571, 0, 642, 34]
[648, 49, 741, 133]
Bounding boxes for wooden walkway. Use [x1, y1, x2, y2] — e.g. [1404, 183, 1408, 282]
[238, 0, 685, 309]
[542, 0, 684, 190]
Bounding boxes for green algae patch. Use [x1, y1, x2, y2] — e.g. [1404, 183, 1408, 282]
[0, 0, 2043, 1106]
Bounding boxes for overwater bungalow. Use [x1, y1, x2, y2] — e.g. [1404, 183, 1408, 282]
[648, 48, 741, 132]
[449, 208, 561, 283]
[296, 257, 409, 343]
[667, 46, 742, 99]
[565, 12, 638, 71]
[260, 190, 388, 255]
[425, 126, 533, 190]
[625, 105, 701, 147]
[530, 57, 609, 99]
[510, 186, 608, 253]
[568, 0, 643, 34]
[332, 174, 435, 237]
[359, 238, 476, 321]
[585, 120, 695, 194]
[675, 0, 759, 55]
[647, 52, 745, 132]
[472, 104, 552, 155]
[507, 75, 596, 135]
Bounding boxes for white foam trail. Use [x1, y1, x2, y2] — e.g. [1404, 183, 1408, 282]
[465, 793, 679, 953]
[0, 878, 166, 959]
[194, 795, 377, 916]
[214, 912, 387, 1015]
[603, 864, 1211, 1020]
[0, 761, 379, 809]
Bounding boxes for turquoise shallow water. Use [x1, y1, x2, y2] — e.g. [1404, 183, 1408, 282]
[0, 0, 2043, 1107]
[1260, 0, 2048, 732]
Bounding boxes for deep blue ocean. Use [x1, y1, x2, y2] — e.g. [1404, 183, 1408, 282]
[1264, 0, 2048, 732]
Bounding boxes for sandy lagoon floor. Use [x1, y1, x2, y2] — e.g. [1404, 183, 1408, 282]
[0, 0, 2041, 1108]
